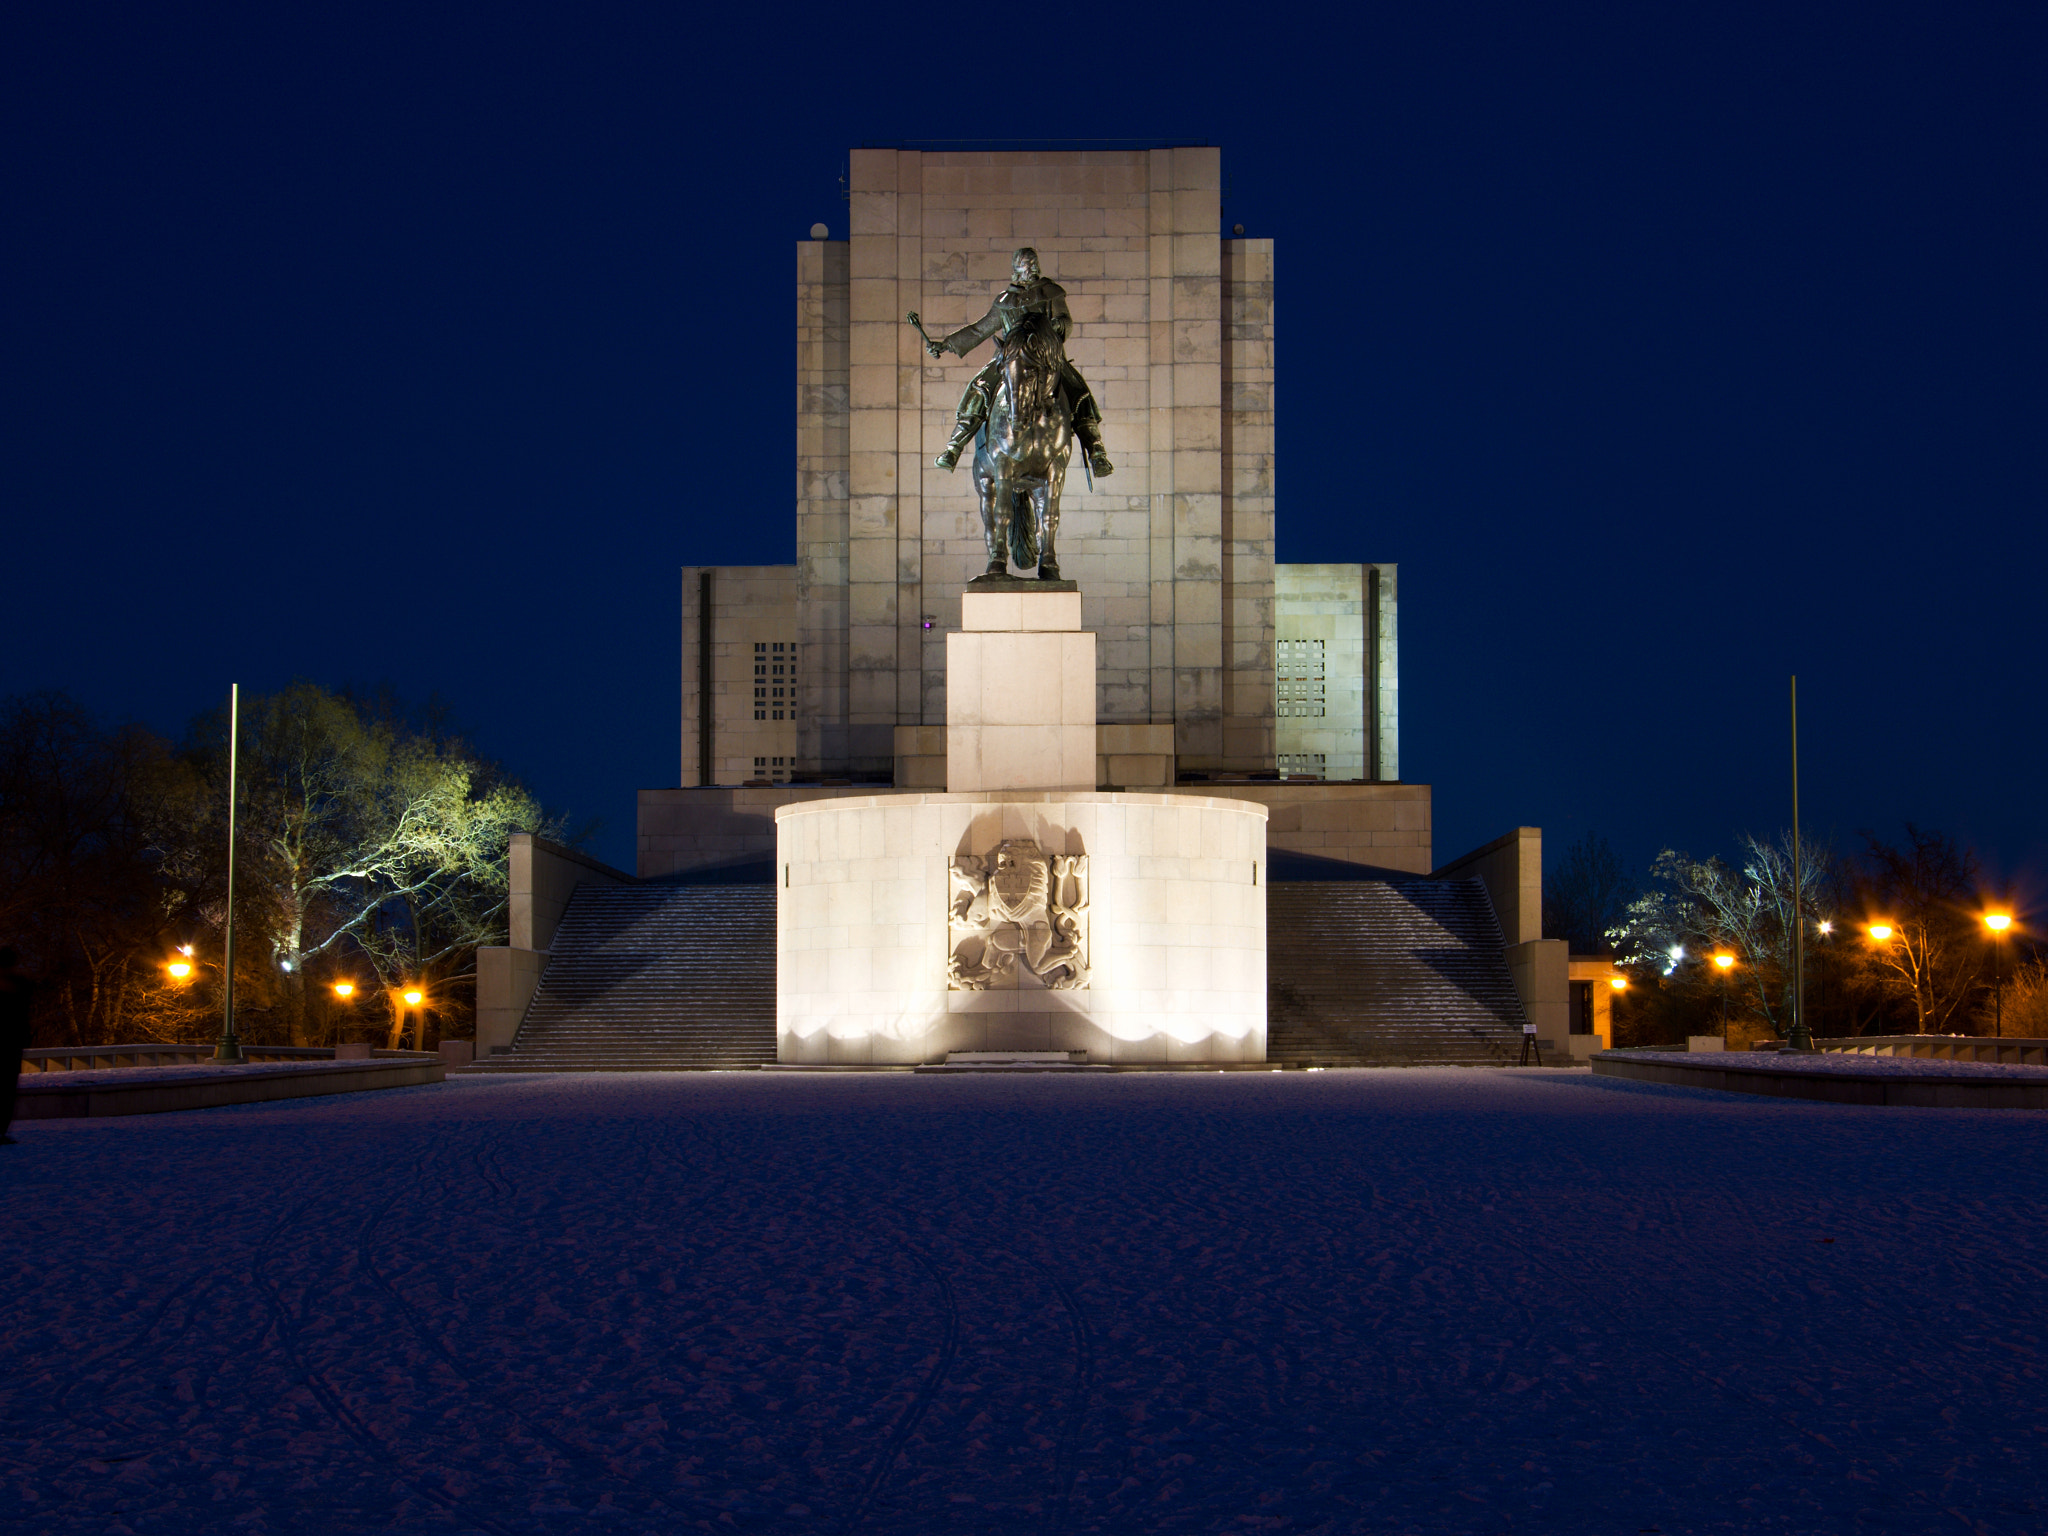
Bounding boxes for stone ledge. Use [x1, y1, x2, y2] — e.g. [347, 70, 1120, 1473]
[1591, 1051, 2048, 1109]
[17, 1057, 446, 1119]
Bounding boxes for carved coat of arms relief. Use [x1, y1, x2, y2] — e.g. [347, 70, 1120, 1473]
[947, 839, 1089, 991]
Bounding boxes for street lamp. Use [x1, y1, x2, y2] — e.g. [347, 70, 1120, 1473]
[402, 987, 425, 1052]
[1985, 912, 2013, 1037]
[216, 683, 245, 1064]
[166, 957, 193, 982]
[1867, 923, 1894, 943]
[1713, 951, 1736, 1041]
[332, 981, 355, 999]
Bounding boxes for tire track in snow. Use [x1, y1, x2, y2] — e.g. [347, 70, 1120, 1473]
[833, 1225, 961, 1535]
[254, 1188, 519, 1535]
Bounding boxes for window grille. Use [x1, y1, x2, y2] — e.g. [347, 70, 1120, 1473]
[1276, 639, 1326, 717]
[1278, 753, 1326, 780]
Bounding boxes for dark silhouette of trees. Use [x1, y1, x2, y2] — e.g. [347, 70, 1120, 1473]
[1544, 832, 1632, 954]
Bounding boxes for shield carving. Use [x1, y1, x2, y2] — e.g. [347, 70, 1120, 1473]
[948, 839, 1089, 991]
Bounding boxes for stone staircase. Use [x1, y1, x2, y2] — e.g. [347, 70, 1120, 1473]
[470, 885, 776, 1071]
[1266, 879, 1527, 1066]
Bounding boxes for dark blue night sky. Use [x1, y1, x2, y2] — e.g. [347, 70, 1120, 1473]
[6, 3, 2043, 893]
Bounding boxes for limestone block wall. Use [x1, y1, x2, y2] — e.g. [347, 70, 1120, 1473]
[795, 147, 1276, 778]
[641, 779, 1431, 878]
[1432, 826, 1542, 946]
[1165, 782, 1431, 873]
[1272, 563, 1398, 783]
[638, 785, 878, 878]
[680, 565, 799, 786]
[776, 792, 1267, 1065]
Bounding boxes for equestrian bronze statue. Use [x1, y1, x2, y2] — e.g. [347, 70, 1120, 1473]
[907, 248, 1112, 583]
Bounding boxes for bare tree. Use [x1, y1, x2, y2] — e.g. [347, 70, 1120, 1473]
[1852, 825, 1984, 1034]
[177, 685, 564, 1047]
[1606, 831, 1835, 1036]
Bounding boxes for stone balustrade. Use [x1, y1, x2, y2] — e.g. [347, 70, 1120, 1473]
[1813, 1035, 2048, 1067]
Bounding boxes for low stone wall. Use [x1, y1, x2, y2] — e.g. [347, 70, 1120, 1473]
[1592, 1050, 2048, 1109]
[17, 1056, 446, 1119]
[20, 1044, 425, 1074]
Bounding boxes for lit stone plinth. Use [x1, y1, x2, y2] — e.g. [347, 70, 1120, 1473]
[775, 792, 1267, 1065]
[946, 591, 1095, 793]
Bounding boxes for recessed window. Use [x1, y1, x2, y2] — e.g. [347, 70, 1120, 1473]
[1276, 639, 1326, 718]
[1279, 752, 1327, 780]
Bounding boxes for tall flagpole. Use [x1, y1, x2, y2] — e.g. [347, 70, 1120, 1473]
[1788, 675, 1812, 1050]
[215, 683, 245, 1063]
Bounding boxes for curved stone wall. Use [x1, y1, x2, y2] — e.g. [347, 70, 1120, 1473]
[775, 792, 1267, 1065]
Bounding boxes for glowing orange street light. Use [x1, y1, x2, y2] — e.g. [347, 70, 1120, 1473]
[1712, 952, 1736, 1041]
[1609, 976, 1628, 991]
[166, 959, 193, 981]
[402, 988, 423, 1007]
[332, 981, 355, 999]
[1867, 924, 1894, 942]
[1986, 913, 2014, 1037]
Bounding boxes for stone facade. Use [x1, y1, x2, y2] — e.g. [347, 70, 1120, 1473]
[676, 147, 1402, 799]
[797, 146, 1286, 779]
[680, 566, 801, 786]
[1274, 564, 1397, 783]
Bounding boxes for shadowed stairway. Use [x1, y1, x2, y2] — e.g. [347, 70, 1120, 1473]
[1265, 878, 1528, 1066]
[472, 885, 776, 1071]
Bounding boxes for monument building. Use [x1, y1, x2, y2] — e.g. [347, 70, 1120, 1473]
[474, 146, 1578, 1072]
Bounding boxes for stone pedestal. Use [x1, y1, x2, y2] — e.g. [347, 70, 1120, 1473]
[946, 591, 1095, 793]
[775, 792, 1267, 1065]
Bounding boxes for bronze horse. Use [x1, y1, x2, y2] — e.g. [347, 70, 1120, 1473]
[911, 248, 1108, 583]
[965, 316, 1075, 580]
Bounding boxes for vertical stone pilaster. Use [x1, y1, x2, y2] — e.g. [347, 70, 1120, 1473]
[895, 151, 925, 724]
[1371, 563, 1399, 781]
[1222, 237, 1276, 771]
[795, 238, 849, 774]
[1167, 148, 1224, 769]
[1146, 149, 1177, 730]
[846, 148, 901, 773]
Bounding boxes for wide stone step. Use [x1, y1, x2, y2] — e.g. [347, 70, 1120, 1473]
[1265, 879, 1525, 1066]
[497, 885, 775, 1072]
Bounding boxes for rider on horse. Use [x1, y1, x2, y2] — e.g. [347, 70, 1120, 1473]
[923, 248, 1114, 480]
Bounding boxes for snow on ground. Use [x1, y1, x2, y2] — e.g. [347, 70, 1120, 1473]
[2, 1067, 2044, 1534]
[1606, 1048, 2048, 1079]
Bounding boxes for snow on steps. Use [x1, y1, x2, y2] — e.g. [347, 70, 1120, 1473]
[469, 876, 1527, 1072]
[1265, 879, 1527, 1067]
[470, 885, 776, 1071]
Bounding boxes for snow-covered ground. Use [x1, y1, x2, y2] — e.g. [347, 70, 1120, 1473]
[1606, 1047, 2048, 1079]
[2, 1068, 2043, 1534]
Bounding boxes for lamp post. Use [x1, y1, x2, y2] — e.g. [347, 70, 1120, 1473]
[1985, 913, 2013, 1037]
[215, 683, 245, 1064]
[1714, 951, 1736, 1042]
[403, 986, 425, 1052]
[331, 980, 355, 1048]
[1816, 921, 1834, 1035]
[1787, 675, 1813, 1050]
